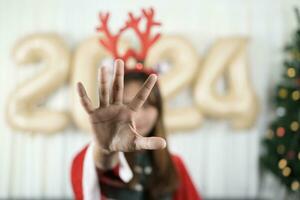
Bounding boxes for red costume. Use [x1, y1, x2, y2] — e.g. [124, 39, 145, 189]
[71, 144, 202, 200]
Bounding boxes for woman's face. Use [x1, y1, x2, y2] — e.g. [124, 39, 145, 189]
[123, 80, 158, 137]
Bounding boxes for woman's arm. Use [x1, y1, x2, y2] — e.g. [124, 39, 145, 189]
[92, 143, 119, 170]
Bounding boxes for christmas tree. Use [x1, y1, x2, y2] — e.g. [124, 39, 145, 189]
[260, 8, 300, 194]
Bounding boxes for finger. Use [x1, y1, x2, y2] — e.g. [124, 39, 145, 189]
[112, 59, 124, 105]
[135, 136, 167, 150]
[99, 67, 109, 107]
[128, 74, 157, 111]
[77, 82, 94, 113]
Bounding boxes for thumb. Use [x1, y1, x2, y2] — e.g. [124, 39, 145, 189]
[134, 136, 167, 150]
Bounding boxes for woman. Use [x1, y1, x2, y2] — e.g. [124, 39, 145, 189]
[71, 59, 202, 200]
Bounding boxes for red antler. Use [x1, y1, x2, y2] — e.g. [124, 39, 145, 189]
[96, 12, 127, 59]
[96, 8, 161, 64]
[122, 8, 161, 61]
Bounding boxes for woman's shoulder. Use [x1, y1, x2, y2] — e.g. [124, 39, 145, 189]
[170, 153, 183, 163]
[169, 153, 203, 200]
[170, 153, 187, 172]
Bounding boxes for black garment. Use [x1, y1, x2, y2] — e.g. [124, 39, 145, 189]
[99, 151, 172, 200]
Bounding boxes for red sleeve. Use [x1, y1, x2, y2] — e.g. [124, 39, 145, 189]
[71, 145, 89, 200]
[71, 144, 124, 200]
[172, 155, 203, 200]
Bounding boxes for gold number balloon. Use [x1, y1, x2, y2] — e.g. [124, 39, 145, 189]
[146, 35, 199, 100]
[164, 107, 204, 133]
[6, 33, 71, 133]
[193, 37, 259, 129]
[145, 35, 203, 132]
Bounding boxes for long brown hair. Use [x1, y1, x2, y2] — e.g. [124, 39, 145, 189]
[124, 71, 179, 199]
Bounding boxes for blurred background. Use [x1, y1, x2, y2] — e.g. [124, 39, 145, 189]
[1, 0, 300, 199]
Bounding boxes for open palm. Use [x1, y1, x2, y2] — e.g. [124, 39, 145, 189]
[77, 59, 166, 154]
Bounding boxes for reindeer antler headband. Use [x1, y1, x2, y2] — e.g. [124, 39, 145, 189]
[96, 8, 161, 75]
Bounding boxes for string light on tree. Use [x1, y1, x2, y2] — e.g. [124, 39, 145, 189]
[287, 67, 296, 78]
[277, 144, 286, 154]
[290, 121, 299, 131]
[276, 107, 286, 117]
[291, 90, 300, 100]
[287, 150, 296, 159]
[282, 167, 292, 177]
[278, 159, 287, 169]
[291, 180, 300, 191]
[276, 127, 285, 137]
[278, 88, 288, 99]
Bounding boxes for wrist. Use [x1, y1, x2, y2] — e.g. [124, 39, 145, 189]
[93, 142, 116, 156]
[92, 142, 119, 170]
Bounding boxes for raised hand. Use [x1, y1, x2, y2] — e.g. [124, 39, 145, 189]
[77, 59, 166, 154]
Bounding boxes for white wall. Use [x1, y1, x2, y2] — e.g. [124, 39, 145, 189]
[1, 0, 299, 199]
